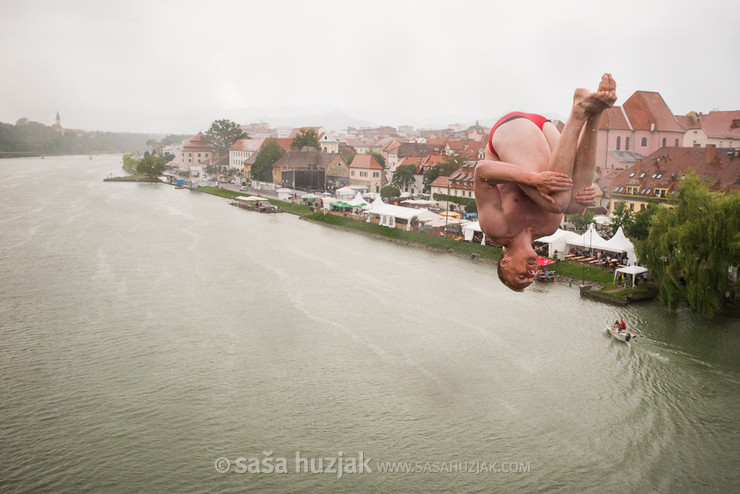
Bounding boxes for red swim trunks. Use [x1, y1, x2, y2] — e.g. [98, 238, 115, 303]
[488, 112, 550, 160]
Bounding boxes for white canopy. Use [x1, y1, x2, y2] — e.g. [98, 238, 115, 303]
[401, 199, 439, 207]
[614, 265, 648, 286]
[346, 192, 368, 207]
[462, 221, 486, 244]
[575, 224, 611, 250]
[365, 197, 442, 230]
[535, 224, 637, 263]
[535, 228, 582, 259]
[235, 195, 269, 202]
[335, 186, 356, 199]
[605, 227, 637, 264]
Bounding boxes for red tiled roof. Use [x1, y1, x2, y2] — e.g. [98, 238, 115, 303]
[609, 145, 740, 196]
[675, 114, 701, 131]
[229, 137, 266, 152]
[430, 175, 450, 188]
[598, 107, 632, 130]
[350, 154, 382, 169]
[622, 91, 684, 132]
[275, 138, 293, 151]
[183, 132, 215, 153]
[698, 111, 740, 140]
[398, 156, 421, 168]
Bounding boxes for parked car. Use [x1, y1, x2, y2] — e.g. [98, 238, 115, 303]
[240, 186, 249, 192]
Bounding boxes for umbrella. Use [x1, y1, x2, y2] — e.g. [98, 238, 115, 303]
[538, 256, 556, 267]
[302, 193, 318, 199]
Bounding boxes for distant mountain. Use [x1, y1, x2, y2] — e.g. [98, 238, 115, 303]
[229, 106, 485, 132]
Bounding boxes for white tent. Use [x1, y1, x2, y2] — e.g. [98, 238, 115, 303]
[365, 197, 442, 230]
[535, 228, 582, 259]
[462, 221, 486, 244]
[614, 265, 648, 286]
[575, 224, 611, 250]
[401, 199, 439, 208]
[335, 186, 356, 199]
[234, 195, 269, 202]
[605, 227, 637, 265]
[346, 192, 368, 207]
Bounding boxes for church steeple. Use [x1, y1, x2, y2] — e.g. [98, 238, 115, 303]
[52, 110, 64, 135]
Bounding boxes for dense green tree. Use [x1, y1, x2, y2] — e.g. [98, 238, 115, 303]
[391, 164, 417, 189]
[609, 200, 633, 233]
[624, 200, 660, 241]
[380, 185, 401, 198]
[205, 119, 247, 155]
[290, 128, 321, 151]
[251, 139, 285, 182]
[136, 154, 166, 179]
[636, 172, 740, 317]
[423, 153, 466, 190]
[567, 210, 595, 230]
[0, 118, 170, 155]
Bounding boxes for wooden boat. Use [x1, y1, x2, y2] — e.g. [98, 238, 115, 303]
[605, 324, 635, 343]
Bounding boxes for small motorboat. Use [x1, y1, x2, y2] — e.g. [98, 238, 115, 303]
[606, 324, 635, 343]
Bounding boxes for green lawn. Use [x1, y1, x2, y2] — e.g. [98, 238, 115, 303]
[303, 211, 502, 261]
[194, 186, 630, 287]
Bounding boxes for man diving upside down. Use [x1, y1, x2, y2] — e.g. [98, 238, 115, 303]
[475, 74, 617, 291]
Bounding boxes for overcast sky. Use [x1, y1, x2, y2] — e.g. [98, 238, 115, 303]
[2, 0, 738, 134]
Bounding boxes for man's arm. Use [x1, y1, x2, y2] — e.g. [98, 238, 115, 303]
[476, 160, 573, 205]
[474, 173, 507, 240]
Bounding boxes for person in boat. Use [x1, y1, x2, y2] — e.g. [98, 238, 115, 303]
[613, 320, 621, 332]
[620, 318, 627, 330]
[475, 74, 617, 291]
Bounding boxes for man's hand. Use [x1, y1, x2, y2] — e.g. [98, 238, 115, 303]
[532, 171, 573, 204]
[575, 184, 596, 206]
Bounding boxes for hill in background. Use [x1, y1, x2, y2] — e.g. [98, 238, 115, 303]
[0, 118, 186, 157]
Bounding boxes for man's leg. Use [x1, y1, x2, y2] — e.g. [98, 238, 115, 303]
[564, 74, 617, 213]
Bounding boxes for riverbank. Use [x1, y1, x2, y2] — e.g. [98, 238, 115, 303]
[104, 175, 159, 183]
[193, 184, 653, 302]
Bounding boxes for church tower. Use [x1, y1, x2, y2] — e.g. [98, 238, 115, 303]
[52, 110, 64, 135]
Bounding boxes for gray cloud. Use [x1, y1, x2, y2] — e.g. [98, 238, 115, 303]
[1, 0, 738, 134]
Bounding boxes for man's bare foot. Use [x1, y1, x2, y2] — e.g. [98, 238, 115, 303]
[572, 85, 616, 117]
[595, 73, 617, 108]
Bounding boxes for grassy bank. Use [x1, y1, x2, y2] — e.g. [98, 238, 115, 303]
[196, 186, 312, 215]
[303, 211, 502, 261]
[104, 176, 159, 183]
[194, 186, 645, 288]
[551, 261, 616, 286]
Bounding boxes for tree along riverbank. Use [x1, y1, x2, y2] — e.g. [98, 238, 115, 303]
[193, 185, 656, 301]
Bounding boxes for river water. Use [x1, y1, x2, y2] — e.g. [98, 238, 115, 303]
[0, 155, 738, 493]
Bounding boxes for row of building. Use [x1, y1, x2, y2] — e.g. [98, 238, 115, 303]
[167, 90, 740, 209]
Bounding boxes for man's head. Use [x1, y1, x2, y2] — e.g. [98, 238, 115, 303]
[497, 244, 538, 292]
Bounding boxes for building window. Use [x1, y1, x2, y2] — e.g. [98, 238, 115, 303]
[616, 137, 621, 150]
[641, 137, 647, 147]
[626, 137, 630, 150]
[675, 139, 679, 146]
[662, 138, 666, 147]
